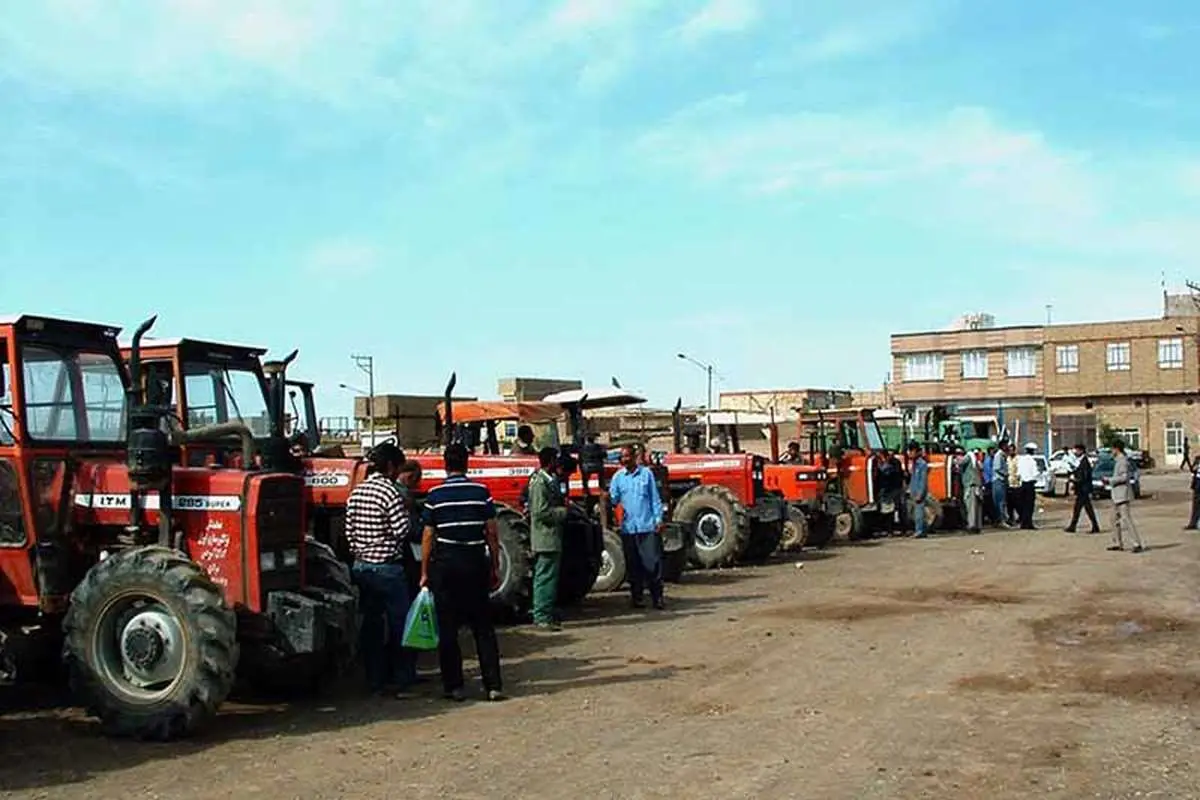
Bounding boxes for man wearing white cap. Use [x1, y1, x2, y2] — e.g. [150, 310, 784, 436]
[1015, 443, 1040, 530]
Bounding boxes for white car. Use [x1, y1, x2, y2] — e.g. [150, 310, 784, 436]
[1033, 455, 1054, 496]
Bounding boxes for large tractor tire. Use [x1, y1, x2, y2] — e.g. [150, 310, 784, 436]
[557, 503, 604, 607]
[674, 485, 750, 569]
[741, 519, 784, 562]
[490, 507, 532, 617]
[803, 511, 836, 548]
[62, 546, 238, 741]
[779, 506, 809, 552]
[592, 529, 627, 593]
[832, 503, 867, 542]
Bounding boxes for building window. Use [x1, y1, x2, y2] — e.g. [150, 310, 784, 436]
[1055, 345, 1079, 374]
[1158, 338, 1184, 369]
[961, 350, 988, 380]
[1106, 342, 1131, 371]
[1006, 347, 1037, 378]
[903, 353, 944, 382]
[1115, 428, 1141, 450]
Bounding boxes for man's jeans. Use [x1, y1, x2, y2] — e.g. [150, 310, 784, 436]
[991, 480, 1007, 526]
[351, 561, 418, 692]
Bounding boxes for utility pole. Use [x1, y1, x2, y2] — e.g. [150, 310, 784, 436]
[352, 354, 375, 445]
[677, 352, 716, 445]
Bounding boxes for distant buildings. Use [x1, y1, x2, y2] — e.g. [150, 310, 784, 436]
[890, 292, 1199, 464]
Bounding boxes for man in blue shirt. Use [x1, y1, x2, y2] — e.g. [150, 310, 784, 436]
[906, 441, 930, 538]
[608, 444, 666, 609]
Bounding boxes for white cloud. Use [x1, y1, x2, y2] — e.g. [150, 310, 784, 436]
[678, 0, 760, 43]
[303, 239, 383, 278]
[634, 96, 1200, 265]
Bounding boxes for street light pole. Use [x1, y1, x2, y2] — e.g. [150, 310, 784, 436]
[677, 352, 715, 444]
[352, 354, 375, 445]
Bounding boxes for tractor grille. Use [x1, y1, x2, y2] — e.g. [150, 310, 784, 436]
[255, 475, 305, 607]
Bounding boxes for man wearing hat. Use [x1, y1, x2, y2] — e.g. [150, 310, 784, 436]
[1015, 442, 1040, 530]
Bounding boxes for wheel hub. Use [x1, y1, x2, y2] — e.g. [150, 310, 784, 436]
[694, 511, 725, 550]
[115, 607, 185, 690]
[122, 626, 165, 671]
[599, 550, 613, 579]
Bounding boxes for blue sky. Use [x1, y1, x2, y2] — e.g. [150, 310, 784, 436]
[2, 0, 1197, 416]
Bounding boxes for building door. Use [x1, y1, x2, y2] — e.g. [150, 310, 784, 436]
[1165, 421, 1186, 467]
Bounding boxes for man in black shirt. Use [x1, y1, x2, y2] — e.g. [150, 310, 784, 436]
[421, 443, 505, 702]
[1064, 443, 1100, 534]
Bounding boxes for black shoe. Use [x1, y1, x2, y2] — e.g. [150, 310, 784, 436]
[486, 690, 507, 702]
[1131, 545, 1146, 554]
[1089, 529, 1100, 534]
[1106, 545, 1123, 552]
[1063, 527, 1076, 533]
[631, 598, 646, 609]
[652, 598, 666, 610]
[443, 688, 466, 702]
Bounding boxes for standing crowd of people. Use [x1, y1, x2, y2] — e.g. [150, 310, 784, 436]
[341, 437, 669, 701]
[855, 438, 1145, 551]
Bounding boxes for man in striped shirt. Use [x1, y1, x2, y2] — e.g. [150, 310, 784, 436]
[420, 443, 505, 702]
[345, 441, 417, 696]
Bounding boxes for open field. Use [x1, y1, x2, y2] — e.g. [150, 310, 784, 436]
[2, 472, 1198, 799]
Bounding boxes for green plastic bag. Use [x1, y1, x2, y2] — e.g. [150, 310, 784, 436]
[402, 587, 439, 650]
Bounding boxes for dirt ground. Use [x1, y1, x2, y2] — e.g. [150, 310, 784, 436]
[3, 473, 1198, 800]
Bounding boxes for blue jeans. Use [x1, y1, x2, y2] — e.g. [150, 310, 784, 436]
[351, 561, 417, 692]
[912, 496, 929, 536]
[991, 481, 1007, 525]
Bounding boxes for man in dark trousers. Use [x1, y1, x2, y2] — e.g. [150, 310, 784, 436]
[608, 444, 666, 609]
[1063, 443, 1100, 534]
[1185, 454, 1200, 530]
[344, 441, 418, 697]
[528, 447, 569, 631]
[420, 443, 505, 702]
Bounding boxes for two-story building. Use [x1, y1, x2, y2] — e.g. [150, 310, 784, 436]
[1043, 316, 1199, 466]
[891, 315, 1048, 447]
[891, 298, 1200, 465]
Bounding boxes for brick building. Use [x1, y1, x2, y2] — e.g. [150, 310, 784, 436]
[891, 294, 1200, 465]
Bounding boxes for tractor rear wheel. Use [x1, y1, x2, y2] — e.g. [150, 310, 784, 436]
[779, 506, 809, 552]
[557, 503, 603, 606]
[674, 485, 750, 569]
[489, 507, 532, 618]
[741, 520, 784, 562]
[63, 546, 237, 741]
[802, 511, 836, 548]
[592, 529, 627, 593]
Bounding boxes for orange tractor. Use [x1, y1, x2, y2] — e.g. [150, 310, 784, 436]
[793, 407, 908, 539]
[1, 314, 354, 739]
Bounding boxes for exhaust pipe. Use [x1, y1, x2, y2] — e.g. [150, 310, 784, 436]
[442, 372, 457, 448]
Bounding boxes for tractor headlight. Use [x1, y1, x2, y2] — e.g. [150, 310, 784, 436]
[282, 548, 300, 568]
[260, 551, 278, 572]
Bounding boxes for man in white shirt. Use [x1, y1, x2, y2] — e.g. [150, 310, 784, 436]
[1015, 443, 1040, 530]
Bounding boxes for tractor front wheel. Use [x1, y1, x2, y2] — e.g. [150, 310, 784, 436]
[63, 546, 237, 741]
[489, 507, 532, 619]
[780, 506, 809, 552]
[675, 485, 750, 569]
[592, 530, 627, 593]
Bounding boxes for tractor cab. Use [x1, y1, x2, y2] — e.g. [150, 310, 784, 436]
[117, 337, 289, 469]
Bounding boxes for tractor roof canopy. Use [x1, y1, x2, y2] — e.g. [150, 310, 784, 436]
[437, 401, 564, 424]
[539, 387, 646, 409]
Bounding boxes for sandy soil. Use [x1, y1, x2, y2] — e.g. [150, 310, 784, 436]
[2, 473, 1198, 800]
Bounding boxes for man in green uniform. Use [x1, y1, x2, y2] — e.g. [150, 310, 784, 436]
[528, 447, 569, 630]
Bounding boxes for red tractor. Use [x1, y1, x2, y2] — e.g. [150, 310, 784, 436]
[115, 343, 602, 621]
[1, 314, 354, 740]
[651, 403, 788, 568]
[433, 392, 690, 594]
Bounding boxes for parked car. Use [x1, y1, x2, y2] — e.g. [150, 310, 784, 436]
[1091, 452, 1142, 499]
[1033, 454, 1054, 496]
